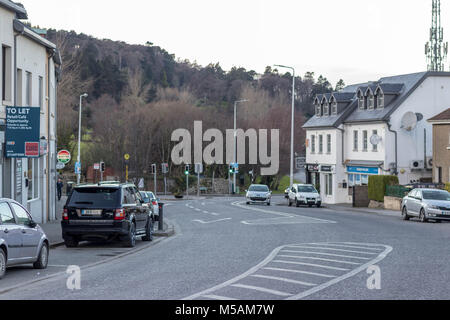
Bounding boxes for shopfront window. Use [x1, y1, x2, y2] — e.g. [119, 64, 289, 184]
[348, 174, 355, 187]
[324, 174, 333, 196]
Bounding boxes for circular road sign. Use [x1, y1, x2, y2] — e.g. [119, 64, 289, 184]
[56, 162, 65, 170]
[57, 150, 71, 164]
[124, 154, 130, 160]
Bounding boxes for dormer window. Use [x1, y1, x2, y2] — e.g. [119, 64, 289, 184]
[331, 98, 338, 115]
[323, 103, 329, 116]
[315, 104, 321, 116]
[368, 93, 374, 110]
[358, 90, 365, 109]
[377, 93, 384, 109]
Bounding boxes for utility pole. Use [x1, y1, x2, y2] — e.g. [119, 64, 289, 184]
[233, 100, 248, 194]
[77, 93, 88, 185]
[425, 0, 448, 71]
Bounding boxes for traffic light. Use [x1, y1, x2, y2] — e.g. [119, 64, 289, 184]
[100, 162, 105, 173]
[229, 165, 234, 174]
[185, 165, 190, 175]
[150, 164, 156, 175]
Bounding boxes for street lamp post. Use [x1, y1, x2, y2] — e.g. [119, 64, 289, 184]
[77, 93, 88, 185]
[233, 99, 248, 194]
[274, 65, 295, 188]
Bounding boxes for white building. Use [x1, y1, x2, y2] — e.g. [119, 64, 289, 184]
[1, 0, 61, 222]
[303, 72, 450, 204]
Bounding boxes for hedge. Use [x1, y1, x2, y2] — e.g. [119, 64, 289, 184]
[368, 175, 399, 202]
[446, 183, 450, 193]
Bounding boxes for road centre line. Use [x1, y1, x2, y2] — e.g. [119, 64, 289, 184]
[193, 218, 232, 224]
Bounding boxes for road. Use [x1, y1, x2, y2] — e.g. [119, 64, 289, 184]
[1, 196, 449, 300]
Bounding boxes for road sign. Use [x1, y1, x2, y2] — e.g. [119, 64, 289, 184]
[162, 163, 169, 174]
[124, 154, 130, 160]
[75, 162, 81, 175]
[195, 163, 203, 174]
[296, 157, 306, 170]
[93, 163, 100, 170]
[57, 150, 71, 164]
[56, 162, 65, 170]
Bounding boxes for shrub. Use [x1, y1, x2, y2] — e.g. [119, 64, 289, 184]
[368, 175, 399, 202]
[446, 183, 450, 193]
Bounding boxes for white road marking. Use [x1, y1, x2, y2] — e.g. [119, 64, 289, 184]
[250, 274, 316, 286]
[308, 243, 385, 251]
[193, 218, 232, 224]
[231, 201, 336, 225]
[281, 250, 371, 260]
[272, 260, 350, 271]
[278, 255, 362, 265]
[286, 245, 376, 255]
[262, 267, 336, 279]
[231, 284, 292, 297]
[202, 211, 209, 214]
[184, 242, 393, 301]
[210, 213, 220, 216]
[202, 295, 238, 301]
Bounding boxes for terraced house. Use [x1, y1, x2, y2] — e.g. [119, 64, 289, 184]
[0, 0, 61, 222]
[303, 72, 450, 205]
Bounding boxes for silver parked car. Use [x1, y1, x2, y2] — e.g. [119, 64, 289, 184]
[288, 184, 322, 208]
[0, 199, 49, 279]
[246, 185, 272, 206]
[401, 188, 450, 223]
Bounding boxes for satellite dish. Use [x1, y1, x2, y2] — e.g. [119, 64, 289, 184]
[401, 112, 418, 132]
[415, 113, 424, 122]
[370, 134, 382, 146]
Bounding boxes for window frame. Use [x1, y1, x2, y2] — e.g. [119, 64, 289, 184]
[319, 135, 323, 154]
[372, 130, 378, 152]
[26, 71, 32, 106]
[27, 158, 40, 201]
[0, 202, 17, 225]
[10, 202, 32, 226]
[311, 135, 316, 154]
[353, 130, 359, 151]
[327, 134, 332, 154]
[363, 130, 368, 151]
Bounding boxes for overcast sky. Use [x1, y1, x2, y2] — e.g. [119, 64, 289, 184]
[19, 0, 450, 86]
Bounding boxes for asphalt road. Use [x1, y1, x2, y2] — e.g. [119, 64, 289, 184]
[1, 196, 449, 300]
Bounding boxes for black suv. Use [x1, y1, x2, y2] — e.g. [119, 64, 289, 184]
[61, 183, 154, 248]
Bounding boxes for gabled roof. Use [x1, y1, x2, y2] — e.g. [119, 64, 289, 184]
[428, 108, 450, 122]
[13, 20, 56, 50]
[332, 92, 354, 102]
[377, 83, 404, 94]
[0, 0, 27, 19]
[303, 100, 357, 129]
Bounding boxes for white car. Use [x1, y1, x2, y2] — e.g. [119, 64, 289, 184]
[246, 185, 272, 206]
[288, 184, 322, 208]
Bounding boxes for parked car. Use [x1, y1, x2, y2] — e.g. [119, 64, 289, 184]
[401, 188, 450, 223]
[61, 183, 154, 248]
[143, 191, 159, 218]
[139, 191, 155, 214]
[288, 184, 322, 208]
[0, 199, 49, 280]
[246, 185, 272, 206]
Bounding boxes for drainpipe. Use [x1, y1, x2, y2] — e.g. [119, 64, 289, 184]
[336, 127, 345, 166]
[387, 122, 398, 176]
[46, 49, 55, 223]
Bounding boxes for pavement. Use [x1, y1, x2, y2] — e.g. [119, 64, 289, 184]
[4, 195, 449, 300]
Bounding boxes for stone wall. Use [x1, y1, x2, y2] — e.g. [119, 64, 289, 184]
[384, 196, 402, 211]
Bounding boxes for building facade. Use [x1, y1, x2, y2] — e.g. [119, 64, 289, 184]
[428, 109, 450, 183]
[304, 72, 450, 204]
[0, 0, 60, 223]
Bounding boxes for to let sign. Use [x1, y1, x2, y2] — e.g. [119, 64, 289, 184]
[5, 107, 40, 158]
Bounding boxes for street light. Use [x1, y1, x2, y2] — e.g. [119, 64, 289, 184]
[233, 99, 248, 194]
[77, 93, 88, 185]
[274, 64, 295, 188]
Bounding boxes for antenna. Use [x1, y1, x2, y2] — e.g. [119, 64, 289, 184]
[401, 112, 418, 132]
[425, 0, 448, 71]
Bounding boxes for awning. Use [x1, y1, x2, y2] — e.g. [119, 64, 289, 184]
[345, 160, 384, 167]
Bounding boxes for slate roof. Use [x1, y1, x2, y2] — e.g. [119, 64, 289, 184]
[303, 71, 450, 129]
[428, 108, 450, 122]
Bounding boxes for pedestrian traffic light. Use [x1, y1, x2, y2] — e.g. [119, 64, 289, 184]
[100, 162, 105, 173]
[185, 165, 190, 175]
[229, 165, 234, 174]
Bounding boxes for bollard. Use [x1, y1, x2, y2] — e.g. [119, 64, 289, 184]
[158, 202, 165, 231]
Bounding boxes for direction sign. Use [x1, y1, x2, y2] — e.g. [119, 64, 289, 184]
[75, 162, 81, 175]
[195, 163, 203, 174]
[57, 150, 71, 164]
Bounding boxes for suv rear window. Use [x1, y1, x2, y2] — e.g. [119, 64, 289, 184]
[68, 188, 121, 208]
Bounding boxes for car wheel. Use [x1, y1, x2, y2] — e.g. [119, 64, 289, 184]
[33, 242, 49, 269]
[435, 219, 442, 223]
[246, 202, 250, 205]
[316, 202, 322, 208]
[288, 199, 292, 207]
[64, 237, 79, 248]
[296, 199, 300, 207]
[123, 222, 136, 248]
[402, 207, 410, 221]
[267, 202, 271, 206]
[0, 248, 6, 280]
[419, 208, 428, 223]
[142, 219, 153, 242]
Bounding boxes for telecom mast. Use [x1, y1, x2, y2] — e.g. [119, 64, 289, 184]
[425, 0, 448, 71]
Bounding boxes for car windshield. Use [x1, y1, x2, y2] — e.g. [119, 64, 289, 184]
[140, 192, 151, 203]
[68, 188, 121, 208]
[249, 185, 269, 192]
[298, 186, 317, 193]
[422, 191, 450, 201]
